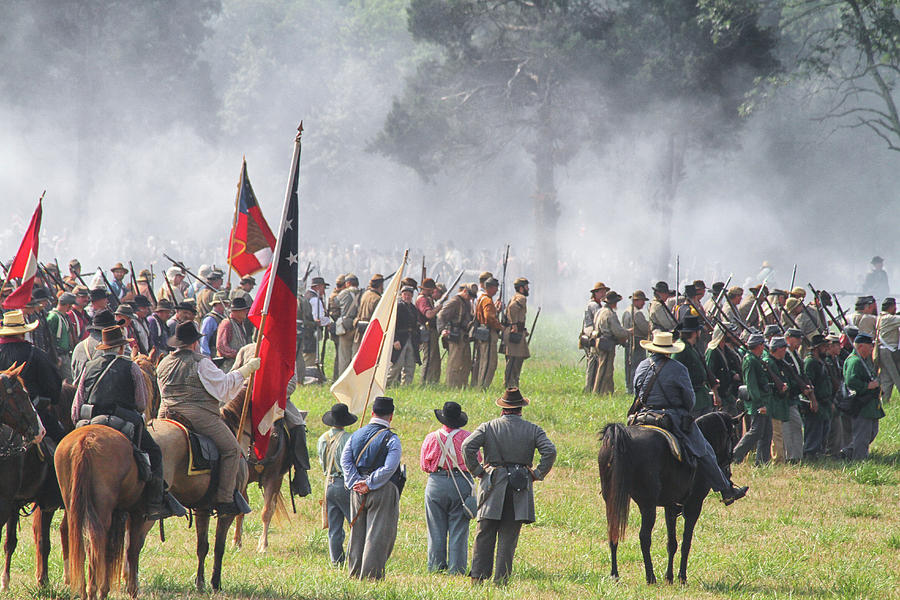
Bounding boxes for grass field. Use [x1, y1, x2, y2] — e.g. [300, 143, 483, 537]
[6, 314, 900, 599]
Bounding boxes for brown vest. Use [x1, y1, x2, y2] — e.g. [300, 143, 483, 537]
[157, 349, 218, 413]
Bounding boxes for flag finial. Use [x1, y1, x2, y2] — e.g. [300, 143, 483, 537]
[296, 121, 304, 141]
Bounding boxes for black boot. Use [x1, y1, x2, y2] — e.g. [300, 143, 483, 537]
[144, 475, 168, 520]
[720, 484, 749, 506]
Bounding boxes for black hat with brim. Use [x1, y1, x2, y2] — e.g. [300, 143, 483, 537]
[88, 310, 118, 331]
[176, 302, 198, 314]
[678, 315, 702, 333]
[322, 403, 358, 428]
[230, 296, 250, 311]
[168, 321, 204, 348]
[434, 401, 468, 428]
[90, 288, 108, 302]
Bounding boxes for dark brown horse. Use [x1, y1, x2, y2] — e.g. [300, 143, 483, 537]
[598, 411, 742, 585]
[0, 364, 60, 592]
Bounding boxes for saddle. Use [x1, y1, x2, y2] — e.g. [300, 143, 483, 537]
[627, 410, 683, 463]
[74, 411, 152, 482]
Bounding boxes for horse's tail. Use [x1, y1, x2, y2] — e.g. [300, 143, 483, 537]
[598, 423, 631, 544]
[63, 435, 103, 596]
[104, 511, 128, 591]
[271, 488, 290, 525]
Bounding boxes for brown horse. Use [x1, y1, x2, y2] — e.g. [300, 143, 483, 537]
[148, 418, 248, 591]
[221, 396, 290, 553]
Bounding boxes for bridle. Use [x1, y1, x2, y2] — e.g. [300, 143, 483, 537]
[0, 373, 43, 444]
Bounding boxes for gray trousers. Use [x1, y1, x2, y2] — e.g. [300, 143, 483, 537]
[584, 351, 598, 393]
[843, 417, 879, 460]
[336, 332, 354, 376]
[624, 345, 645, 395]
[420, 332, 441, 384]
[348, 482, 399, 580]
[472, 333, 499, 389]
[878, 347, 900, 403]
[470, 485, 522, 584]
[732, 412, 772, 465]
[802, 411, 830, 457]
[782, 405, 804, 461]
[425, 472, 472, 574]
[504, 356, 525, 389]
[828, 413, 852, 457]
[326, 477, 352, 565]
[387, 341, 416, 386]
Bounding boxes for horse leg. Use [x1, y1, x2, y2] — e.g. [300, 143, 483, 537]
[194, 510, 210, 591]
[211, 514, 235, 591]
[3, 514, 17, 591]
[609, 541, 619, 580]
[638, 503, 657, 584]
[678, 501, 703, 585]
[232, 514, 244, 550]
[258, 473, 283, 553]
[60, 512, 70, 586]
[663, 506, 679, 584]
[124, 515, 152, 599]
[32, 506, 54, 586]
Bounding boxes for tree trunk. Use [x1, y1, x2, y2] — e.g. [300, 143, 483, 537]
[532, 120, 559, 306]
[652, 131, 685, 282]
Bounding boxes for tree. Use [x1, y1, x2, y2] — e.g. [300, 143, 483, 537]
[757, 0, 900, 152]
[374, 0, 616, 287]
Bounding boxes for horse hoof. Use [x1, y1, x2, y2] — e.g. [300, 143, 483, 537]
[609, 574, 619, 583]
[256, 541, 268, 553]
[1, 574, 9, 591]
[646, 577, 657, 585]
[195, 579, 204, 592]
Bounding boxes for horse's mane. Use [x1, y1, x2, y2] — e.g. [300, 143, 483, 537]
[220, 393, 245, 436]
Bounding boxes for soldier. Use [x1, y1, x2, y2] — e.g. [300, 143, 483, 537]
[303, 276, 332, 374]
[296, 289, 315, 381]
[721, 286, 744, 326]
[803, 334, 834, 458]
[706, 324, 743, 415]
[503, 278, 530, 389]
[72, 310, 117, 381]
[335, 274, 361, 376]
[477, 272, 493, 301]
[673, 315, 716, 417]
[764, 337, 796, 463]
[841, 332, 884, 460]
[108, 263, 131, 300]
[417, 279, 443, 385]
[63, 258, 82, 290]
[131, 295, 153, 355]
[438, 284, 476, 388]
[317, 403, 356, 566]
[581, 282, 609, 393]
[876, 297, 900, 403]
[216, 295, 251, 372]
[353, 274, 384, 355]
[135, 270, 155, 301]
[797, 292, 827, 343]
[68, 286, 91, 342]
[591, 291, 627, 395]
[147, 298, 174, 354]
[200, 292, 229, 358]
[648, 282, 677, 333]
[86, 287, 109, 320]
[195, 269, 224, 318]
[851, 295, 877, 337]
[47, 292, 76, 382]
[732, 333, 774, 465]
[862, 256, 890, 300]
[781, 297, 804, 333]
[232, 275, 256, 306]
[472, 277, 502, 389]
[738, 285, 766, 330]
[157, 266, 186, 304]
[824, 334, 849, 457]
[328, 274, 346, 380]
[782, 329, 811, 461]
[703, 281, 725, 317]
[157, 321, 260, 514]
[462, 388, 556, 585]
[387, 286, 419, 386]
[622, 290, 649, 395]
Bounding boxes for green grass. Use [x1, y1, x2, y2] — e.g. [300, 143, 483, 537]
[2, 312, 899, 598]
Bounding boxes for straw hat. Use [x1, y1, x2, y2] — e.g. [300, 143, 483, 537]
[640, 331, 685, 354]
[0, 310, 39, 336]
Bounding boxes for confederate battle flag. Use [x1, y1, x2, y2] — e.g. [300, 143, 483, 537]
[247, 129, 301, 459]
[228, 159, 276, 277]
[2, 197, 42, 310]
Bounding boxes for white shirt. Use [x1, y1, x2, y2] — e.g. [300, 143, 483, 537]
[309, 293, 332, 326]
[197, 357, 246, 402]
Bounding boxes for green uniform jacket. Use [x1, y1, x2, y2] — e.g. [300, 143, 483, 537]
[674, 343, 711, 411]
[843, 352, 885, 420]
[763, 353, 794, 422]
[741, 352, 771, 415]
[803, 355, 833, 420]
[46, 308, 73, 354]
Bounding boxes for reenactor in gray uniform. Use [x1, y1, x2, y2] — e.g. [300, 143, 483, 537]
[581, 282, 608, 393]
[863, 256, 890, 300]
[876, 297, 900, 403]
[438, 284, 476, 388]
[328, 274, 346, 380]
[721, 286, 744, 326]
[622, 291, 649, 395]
[851, 296, 877, 337]
[593, 292, 628, 395]
[335, 274, 361, 375]
[503, 278, 531, 389]
[648, 281, 677, 333]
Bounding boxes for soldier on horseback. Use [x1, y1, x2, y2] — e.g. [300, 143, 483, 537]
[631, 331, 748, 505]
[71, 324, 181, 520]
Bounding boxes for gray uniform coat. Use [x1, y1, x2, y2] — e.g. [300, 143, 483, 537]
[461, 414, 556, 523]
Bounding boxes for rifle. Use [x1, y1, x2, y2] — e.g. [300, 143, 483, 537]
[789, 264, 798, 292]
[436, 270, 465, 306]
[833, 294, 850, 328]
[499, 245, 510, 325]
[761, 294, 787, 335]
[809, 283, 841, 333]
[382, 269, 398, 282]
[707, 273, 733, 322]
[421, 256, 426, 285]
[683, 296, 723, 407]
[39, 262, 65, 293]
[162, 254, 216, 292]
[779, 304, 814, 344]
[724, 293, 753, 332]
[300, 262, 313, 288]
[129, 260, 140, 297]
[162, 270, 176, 303]
[527, 306, 541, 345]
[675, 254, 680, 297]
[746, 276, 769, 328]
[74, 271, 89, 290]
[96, 267, 121, 311]
[708, 308, 786, 394]
[53, 258, 71, 291]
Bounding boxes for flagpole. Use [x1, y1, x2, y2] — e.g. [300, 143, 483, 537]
[0, 192, 44, 298]
[236, 125, 303, 452]
[358, 250, 408, 421]
[226, 158, 245, 290]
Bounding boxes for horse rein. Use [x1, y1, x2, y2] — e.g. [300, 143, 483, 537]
[0, 373, 43, 445]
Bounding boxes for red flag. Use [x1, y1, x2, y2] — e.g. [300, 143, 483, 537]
[2, 198, 42, 310]
[247, 129, 301, 459]
[228, 159, 276, 277]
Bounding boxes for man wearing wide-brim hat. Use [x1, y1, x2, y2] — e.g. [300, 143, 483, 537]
[72, 309, 119, 381]
[472, 277, 502, 389]
[47, 292, 77, 382]
[633, 332, 749, 504]
[416, 278, 443, 385]
[72, 324, 176, 520]
[863, 255, 889, 300]
[502, 277, 531, 389]
[462, 388, 556, 584]
[108, 262, 130, 301]
[147, 298, 175, 354]
[199, 291, 229, 359]
[648, 281, 677, 334]
[334, 274, 361, 376]
[317, 402, 357, 566]
[673, 316, 716, 417]
[592, 291, 628, 395]
[216, 295, 251, 372]
[195, 269, 224, 319]
[622, 290, 650, 395]
[721, 286, 744, 325]
[437, 283, 476, 388]
[581, 281, 609, 393]
[0, 309, 65, 442]
[840, 332, 885, 460]
[851, 295, 877, 338]
[157, 321, 262, 515]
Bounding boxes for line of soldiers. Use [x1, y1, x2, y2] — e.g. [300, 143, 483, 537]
[581, 279, 888, 462]
[320, 271, 534, 390]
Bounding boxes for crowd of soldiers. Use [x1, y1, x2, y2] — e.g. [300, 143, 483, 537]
[580, 263, 891, 462]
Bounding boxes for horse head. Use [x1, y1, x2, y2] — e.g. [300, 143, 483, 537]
[0, 362, 45, 445]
